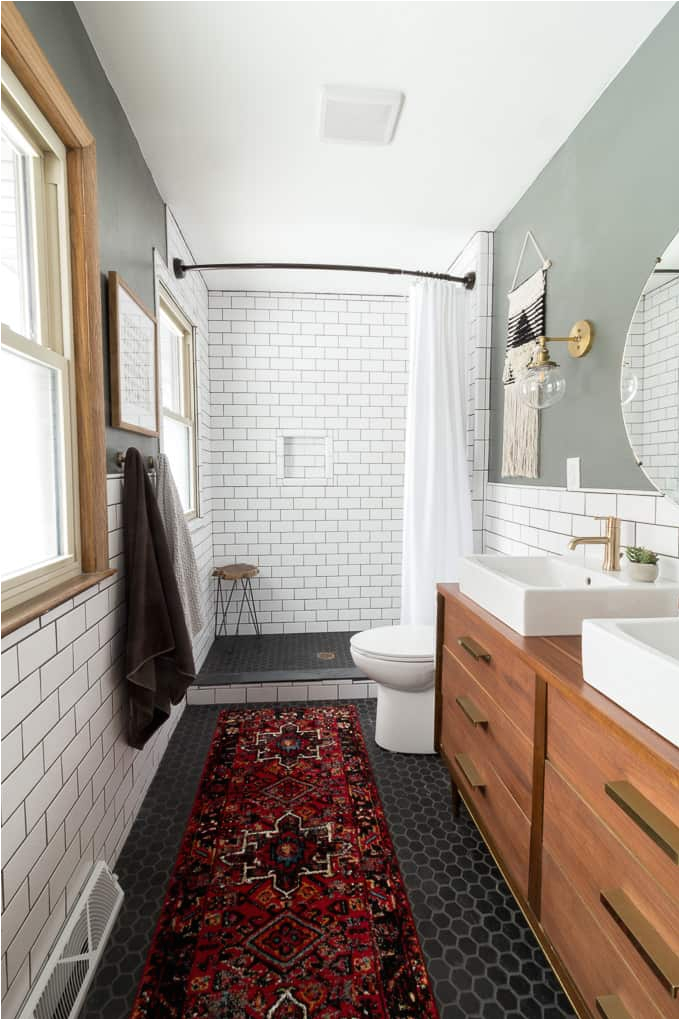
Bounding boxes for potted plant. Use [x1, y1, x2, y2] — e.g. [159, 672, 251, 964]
[624, 546, 660, 582]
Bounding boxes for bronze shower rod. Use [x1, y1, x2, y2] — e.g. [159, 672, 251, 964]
[173, 258, 476, 290]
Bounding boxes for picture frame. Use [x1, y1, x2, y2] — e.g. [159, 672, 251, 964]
[108, 271, 159, 436]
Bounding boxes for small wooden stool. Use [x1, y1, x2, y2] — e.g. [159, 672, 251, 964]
[213, 564, 261, 639]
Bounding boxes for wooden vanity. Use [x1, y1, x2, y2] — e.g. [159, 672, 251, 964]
[436, 584, 679, 1020]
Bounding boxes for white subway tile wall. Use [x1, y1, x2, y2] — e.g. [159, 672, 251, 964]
[208, 290, 410, 633]
[0, 210, 214, 1019]
[186, 677, 376, 706]
[0, 479, 184, 1016]
[624, 299, 645, 461]
[207, 238, 493, 628]
[623, 278, 678, 501]
[448, 232, 494, 552]
[484, 482, 679, 576]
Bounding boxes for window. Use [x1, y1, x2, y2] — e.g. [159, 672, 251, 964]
[2, 8, 110, 635]
[1, 63, 80, 609]
[158, 291, 198, 515]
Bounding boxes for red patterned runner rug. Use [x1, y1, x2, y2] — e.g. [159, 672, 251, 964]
[132, 704, 438, 1019]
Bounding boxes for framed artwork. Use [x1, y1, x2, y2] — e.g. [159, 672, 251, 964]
[108, 271, 159, 435]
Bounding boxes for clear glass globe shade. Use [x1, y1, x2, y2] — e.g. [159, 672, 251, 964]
[518, 363, 566, 409]
[620, 364, 639, 405]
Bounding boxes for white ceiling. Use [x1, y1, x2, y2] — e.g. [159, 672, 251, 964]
[77, 1, 672, 295]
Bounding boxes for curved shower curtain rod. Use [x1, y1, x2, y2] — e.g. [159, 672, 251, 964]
[172, 258, 476, 290]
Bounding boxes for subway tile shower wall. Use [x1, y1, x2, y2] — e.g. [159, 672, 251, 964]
[208, 291, 410, 632]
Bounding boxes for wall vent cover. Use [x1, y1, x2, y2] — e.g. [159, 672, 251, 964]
[320, 85, 404, 145]
[22, 861, 124, 1019]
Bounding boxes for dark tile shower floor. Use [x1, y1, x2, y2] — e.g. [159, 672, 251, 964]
[199, 630, 364, 684]
[84, 701, 574, 1019]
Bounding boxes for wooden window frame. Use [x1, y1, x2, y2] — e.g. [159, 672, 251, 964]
[2, 2, 112, 636]
[2, 65, 83, 610]
[158, 285, 199, 519]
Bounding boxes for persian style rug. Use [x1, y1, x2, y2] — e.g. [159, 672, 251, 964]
[132, 704, 438, 1020]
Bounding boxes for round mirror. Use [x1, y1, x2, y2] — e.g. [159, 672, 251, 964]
[621, 234, 679, 504]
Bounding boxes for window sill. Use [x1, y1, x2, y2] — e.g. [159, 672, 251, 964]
[1, 569, 116, 637]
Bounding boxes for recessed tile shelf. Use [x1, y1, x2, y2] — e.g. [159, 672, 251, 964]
[277, 431, 333, 485]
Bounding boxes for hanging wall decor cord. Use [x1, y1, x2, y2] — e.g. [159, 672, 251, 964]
[509, 230, 552, 292]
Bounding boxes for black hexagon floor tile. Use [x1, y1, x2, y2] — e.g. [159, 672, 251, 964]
[83, 701, 574, 1019]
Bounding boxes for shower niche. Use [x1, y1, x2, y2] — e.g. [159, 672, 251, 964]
[277, 430, 334, 485]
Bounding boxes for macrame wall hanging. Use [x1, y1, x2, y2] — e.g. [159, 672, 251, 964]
[501, 232, 551, 478]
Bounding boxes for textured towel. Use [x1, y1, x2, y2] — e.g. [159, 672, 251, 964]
[123, 448, 195, 749]
[156, 454, 205, 637]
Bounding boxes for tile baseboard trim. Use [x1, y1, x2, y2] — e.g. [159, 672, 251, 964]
[187, 679, 378, 705]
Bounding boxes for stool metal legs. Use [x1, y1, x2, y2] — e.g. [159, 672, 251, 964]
[215, 575, 261, 639]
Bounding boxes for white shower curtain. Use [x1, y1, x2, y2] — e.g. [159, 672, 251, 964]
[400, 279, 474, 627]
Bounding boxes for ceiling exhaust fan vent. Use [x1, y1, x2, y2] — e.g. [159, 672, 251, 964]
[320, 85, 404, 145]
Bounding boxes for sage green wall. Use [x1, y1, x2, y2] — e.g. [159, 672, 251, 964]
[16, 1, 167, 465]
[489, 5, 679, 490]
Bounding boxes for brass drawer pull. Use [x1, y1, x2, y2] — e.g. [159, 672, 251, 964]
[605, 780, 679, 864]
[600, 888, 679, 997]
[455, 752, 485, 790]
[595, 994, 631, 1019]
[456, 695, 488, 727]
[457, 636, 492, 663]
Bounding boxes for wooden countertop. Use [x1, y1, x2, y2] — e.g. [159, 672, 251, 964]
[438, 583, 678, 775]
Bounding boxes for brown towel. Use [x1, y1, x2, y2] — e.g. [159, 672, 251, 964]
[123, 447, 195, 748]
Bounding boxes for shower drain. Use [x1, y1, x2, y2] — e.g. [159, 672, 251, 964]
[317, 651, 336, 661]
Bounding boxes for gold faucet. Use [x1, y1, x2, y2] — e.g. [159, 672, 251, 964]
[568, 515, 621, 571]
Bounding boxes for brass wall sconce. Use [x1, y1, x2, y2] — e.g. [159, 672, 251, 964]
[519, 320, 594, 409]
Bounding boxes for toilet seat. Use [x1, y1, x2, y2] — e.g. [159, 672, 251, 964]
[350, 625, 433, 663]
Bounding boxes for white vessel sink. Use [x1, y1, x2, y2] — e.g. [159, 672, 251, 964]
[459, 555, 678, 636]
[582, 618, 679, 745]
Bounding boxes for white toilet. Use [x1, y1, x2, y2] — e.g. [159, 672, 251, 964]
[350, 624, 436, 754]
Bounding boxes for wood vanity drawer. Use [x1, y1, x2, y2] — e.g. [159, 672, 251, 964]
[548, 686, 679, 893]
[541, 848, 665, 1019]
[543, 763, 679, 1011]
[441, 693, 531, 898]
[441, 644, 533, 818]
[443, 597, 536, 740]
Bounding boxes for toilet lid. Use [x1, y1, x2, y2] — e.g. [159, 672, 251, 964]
[350, 625, 434, 663]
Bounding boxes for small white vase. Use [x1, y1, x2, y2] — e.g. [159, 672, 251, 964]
[627, 562, 659, 583]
